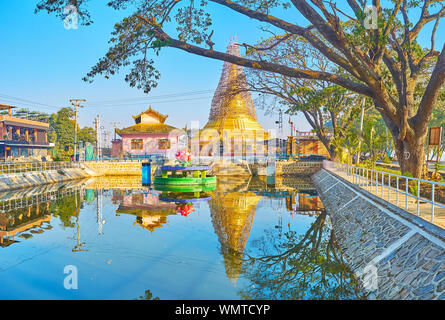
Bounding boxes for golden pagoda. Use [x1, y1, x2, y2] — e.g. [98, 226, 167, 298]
[209, 177, 262, 282]
[198, 39, 268, 156]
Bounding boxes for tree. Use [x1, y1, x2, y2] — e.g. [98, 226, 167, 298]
[49, 107, 75, 161]
[239, 212, 364, 299]
[36, 0, 445, 177]
[49, 107, 96, 160]
[243, 34, 367, 160]
[78, 126, 96, 146]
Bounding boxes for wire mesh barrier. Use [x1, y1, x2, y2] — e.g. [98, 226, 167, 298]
[0, 161, 80, 175]
[323, 160, 445, 229]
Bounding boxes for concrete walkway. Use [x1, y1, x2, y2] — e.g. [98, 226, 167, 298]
[327, 167, 445, 230]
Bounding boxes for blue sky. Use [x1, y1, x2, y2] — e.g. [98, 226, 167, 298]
[0, 1, 443, 140]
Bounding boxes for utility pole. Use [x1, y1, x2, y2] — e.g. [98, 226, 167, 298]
[110, 122, 120, 141]
[93, 115, 102, 160]
[70, 99, 86, 161]
[99, 125, 104, 159]
[97, 188, 104, 235]
[93, 116, 99, 160]
[103, 131, 109, 149]
[275, 109, 283, 154]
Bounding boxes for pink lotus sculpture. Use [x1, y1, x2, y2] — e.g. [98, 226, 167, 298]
[175, 149, 192, 167]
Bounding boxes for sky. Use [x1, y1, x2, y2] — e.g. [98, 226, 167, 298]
[0, 1, 444, 144]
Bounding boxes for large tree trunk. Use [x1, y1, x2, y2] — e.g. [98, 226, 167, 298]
[393, 136, 426, 178]
[328, 144, 338, 162]
[318, 135, 337, 161]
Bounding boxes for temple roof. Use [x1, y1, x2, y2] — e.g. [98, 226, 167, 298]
[132, 106, 168, 124]
[117, 106, 180, 135]
[116, 123, 179, 135]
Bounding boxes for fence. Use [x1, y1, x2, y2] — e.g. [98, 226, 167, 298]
[0, 161, 80, 175]
[323, 160, 445, 228]
[0, 186, 83, 212]
[0, 154, 327, 175]
[85, 154, 167, 163]
[83, 153, 326, 164]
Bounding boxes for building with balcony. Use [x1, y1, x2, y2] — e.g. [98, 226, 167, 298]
[0, 104, 50, 160]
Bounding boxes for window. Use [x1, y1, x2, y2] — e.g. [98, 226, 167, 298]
[131, 139, 143, 150]
[158, 139, 170, 150]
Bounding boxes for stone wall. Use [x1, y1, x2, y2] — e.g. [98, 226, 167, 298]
[86, 176, 143, 189]
[312, 169, 445, 300]
[276, 160, 323, 176]
[0, 168, 91, 193]
[82, 159, 324, 177]
[82, 161, 144, 176]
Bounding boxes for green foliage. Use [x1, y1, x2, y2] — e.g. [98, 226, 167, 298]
[135, 290, 160, 300]
[381, 153, 392, 164]
[49, 107, 96, 161]
[49, 107, 74, 161]
[78, 127, 96, 145]
[403, 172, 419, 196]
[49, 193, 81, 228]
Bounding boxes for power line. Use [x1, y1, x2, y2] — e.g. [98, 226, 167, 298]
[88, 89, 214, 104]
[87, 95, 213, 108]
[0, 93, 61, 110]
[0, 87, 220, 113]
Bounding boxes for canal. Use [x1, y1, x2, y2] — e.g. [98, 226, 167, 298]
[0, 176, 364, 300]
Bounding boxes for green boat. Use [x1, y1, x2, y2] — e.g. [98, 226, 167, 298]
[153, 165, 217, 188]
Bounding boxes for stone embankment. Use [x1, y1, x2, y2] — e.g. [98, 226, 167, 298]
[0, 167, 92, 193]
[313, 169, 445, 300]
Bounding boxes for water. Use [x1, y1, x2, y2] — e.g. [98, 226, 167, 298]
[0, 176, 364, 300]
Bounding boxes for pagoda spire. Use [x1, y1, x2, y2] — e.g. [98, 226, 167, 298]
[204, 39, 265, 133]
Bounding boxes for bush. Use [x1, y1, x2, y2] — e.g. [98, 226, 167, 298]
[381, 153, 392, 164]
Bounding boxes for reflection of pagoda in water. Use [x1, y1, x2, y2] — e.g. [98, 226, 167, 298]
[0, 202, 51, 247]
[114, 191, 177, 232]
[209, 177, 262, 282]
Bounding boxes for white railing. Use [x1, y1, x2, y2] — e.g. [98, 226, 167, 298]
[323, 160, 445, 228]
[0, 161, 80, 175]
[0, 186, 83, 212]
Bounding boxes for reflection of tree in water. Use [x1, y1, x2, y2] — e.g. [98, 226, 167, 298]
[239, 212, 365, 300]
[50, 193, 82, 228]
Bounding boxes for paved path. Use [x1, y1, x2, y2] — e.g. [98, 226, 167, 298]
[327, 167, 445, 230]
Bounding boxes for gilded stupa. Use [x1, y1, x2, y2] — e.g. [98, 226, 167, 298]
[209, 177, 262, 282]
[199, 38, 268, 156]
